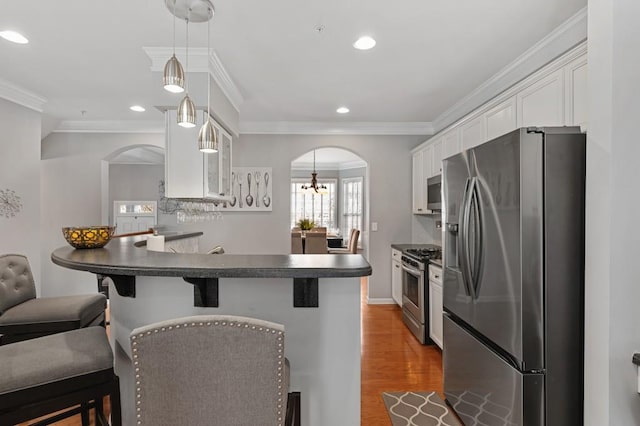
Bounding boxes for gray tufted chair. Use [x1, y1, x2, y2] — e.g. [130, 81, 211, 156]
[130, 315, 301, 426]
[0, 254, 107, 345]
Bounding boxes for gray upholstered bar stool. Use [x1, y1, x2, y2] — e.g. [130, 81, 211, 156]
[0, 254, 107, 345]
[0, 326, 121, 425]
[130, 315, 301, 426]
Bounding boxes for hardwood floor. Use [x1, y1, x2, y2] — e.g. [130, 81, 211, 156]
[361, 279, 444, 425]
[22, 282, 443, 425]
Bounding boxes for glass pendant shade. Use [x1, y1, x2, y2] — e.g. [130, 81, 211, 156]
[198, 119, 218, 153]
[177, 94, 196, 128]
[163, 54, 185, 93]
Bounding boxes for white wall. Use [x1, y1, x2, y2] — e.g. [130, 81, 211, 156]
[0, 98, 42, 289]
[40, 133, 164, 296]
[585, 0, 640, 423]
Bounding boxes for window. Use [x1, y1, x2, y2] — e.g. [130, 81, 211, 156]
[290, 179, 337, 229]
[341, 177, 363, 241]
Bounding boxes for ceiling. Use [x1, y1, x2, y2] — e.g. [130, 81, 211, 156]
[1, 0, 586, 136]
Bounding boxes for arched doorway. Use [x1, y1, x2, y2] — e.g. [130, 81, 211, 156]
[290, 147, 369, 257]
[101, 145, 165, 233]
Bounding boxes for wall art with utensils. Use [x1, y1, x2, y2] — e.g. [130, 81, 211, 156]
[223, 167, 272, 211]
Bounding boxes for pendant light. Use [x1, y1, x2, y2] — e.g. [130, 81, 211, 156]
[163, 0, 185, 93]
[198, 11, 218, 153]
[301, 150, 328, 195]
[177, 15, 196, 128]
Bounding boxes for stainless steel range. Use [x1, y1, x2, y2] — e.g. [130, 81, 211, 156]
[401, 245, 441, 344]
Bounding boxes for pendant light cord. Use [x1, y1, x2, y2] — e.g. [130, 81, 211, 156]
[185, 14, 190, 93]
[206, 13, 211, 118]
[172, 0, 176, 55]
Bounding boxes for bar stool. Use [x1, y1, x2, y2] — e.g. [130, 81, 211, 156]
[0, 254, 107, 345]
[0, 326, 121, 425]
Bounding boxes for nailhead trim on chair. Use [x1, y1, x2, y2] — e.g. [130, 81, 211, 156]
[131, 319, 286, 426]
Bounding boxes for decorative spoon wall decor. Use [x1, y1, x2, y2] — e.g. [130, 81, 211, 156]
[223, 167, 272, 211]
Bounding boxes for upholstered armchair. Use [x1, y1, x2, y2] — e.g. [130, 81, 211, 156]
[0, 254, 106, 345]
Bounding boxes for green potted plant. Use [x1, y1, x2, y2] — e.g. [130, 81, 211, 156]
[297, 218, 315, 231]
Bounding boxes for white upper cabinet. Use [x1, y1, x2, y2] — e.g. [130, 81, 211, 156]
[412, 150, 425, 214]
[165, 110, 232, 199]
[564, 55, 588, 131]
[441, 129, 461, 162]
[484, 96, 517, 141]
[431, 138, 443, 175]
[517, 69, 564, 128]
[412, 144, 435, 214]
[204, 124, 233, 198]
[165, 110, 205, 199]
[460, 115, 485, 150]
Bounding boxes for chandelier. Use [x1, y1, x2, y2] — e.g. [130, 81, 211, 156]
[301, 150, 328, 195]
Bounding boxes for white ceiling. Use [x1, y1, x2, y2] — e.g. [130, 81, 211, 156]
[0, 0, 586, 134]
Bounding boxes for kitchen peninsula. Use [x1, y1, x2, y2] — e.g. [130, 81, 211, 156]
[52, 234, 371, 426]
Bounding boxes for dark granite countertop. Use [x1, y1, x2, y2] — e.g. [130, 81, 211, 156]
[52, 235, 372, 279]
[391, 243, 442, 251]
[429, 258, 442, 268]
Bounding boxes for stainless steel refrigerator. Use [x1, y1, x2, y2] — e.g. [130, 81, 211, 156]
[442, 127, 585, 426]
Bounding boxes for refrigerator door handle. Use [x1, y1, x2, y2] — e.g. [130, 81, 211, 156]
[470, 180, 483, 298]
[459, 177, 476, 298]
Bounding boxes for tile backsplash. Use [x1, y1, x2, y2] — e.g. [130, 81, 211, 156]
[412, 214, 443, 245]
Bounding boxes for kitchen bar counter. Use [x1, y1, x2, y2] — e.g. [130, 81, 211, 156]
[51, 235, 370, 426]
[53, 239, 371, 279]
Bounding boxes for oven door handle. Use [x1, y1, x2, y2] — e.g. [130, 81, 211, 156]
[401, 263, 422, 277]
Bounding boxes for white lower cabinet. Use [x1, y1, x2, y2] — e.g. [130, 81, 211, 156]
[429, 264, 443, 349]
[391, 248, 402, 306]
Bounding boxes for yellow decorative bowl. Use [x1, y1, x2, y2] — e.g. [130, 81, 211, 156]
[62, 226, 116, 249]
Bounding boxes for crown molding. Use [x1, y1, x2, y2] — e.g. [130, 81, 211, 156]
[53, 120, 164, 133]
[433, 6, 588, 133]
[143, 46, 243, 112]
[239, 121, 434, 136]
[0, 77, 47, 112]
[208, 51, 244, 112]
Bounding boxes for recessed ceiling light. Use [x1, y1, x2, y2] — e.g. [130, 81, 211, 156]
[353, 36, 376, 50]
[336, 107, 350, 114]
[0, 30, 29, 44]
[130, 105, 146, 112]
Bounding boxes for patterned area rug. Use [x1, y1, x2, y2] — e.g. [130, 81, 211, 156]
[382, 391, 463, 426]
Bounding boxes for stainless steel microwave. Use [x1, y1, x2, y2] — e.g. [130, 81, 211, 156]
[427, 175, 442, 211]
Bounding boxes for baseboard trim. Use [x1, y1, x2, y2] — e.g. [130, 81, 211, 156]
[367, 297, 397, 305]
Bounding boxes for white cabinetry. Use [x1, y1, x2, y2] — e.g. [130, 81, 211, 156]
[391, 248, 402, 306]
[441, 129, 461, 162]
[412, 150, 425, 214]
[431, 138, 443, 175]
[517, 69, 564, 128]
[428, 264, 443, 349]
[165, 110, 232, 199]
[564, 55, 588, 131]
[165, 110, 204, 198]
[460, 115, 485, 150]
[412, 146, 434, 214]
[485, 96, 517, 141]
